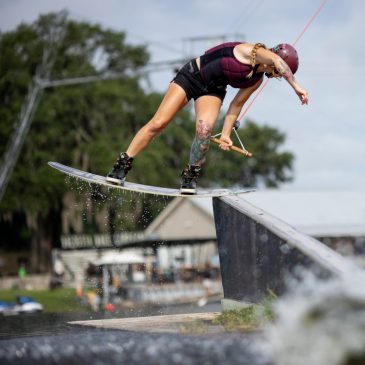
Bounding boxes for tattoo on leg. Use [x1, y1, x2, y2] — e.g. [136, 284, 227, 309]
[189, 120, 212, 165]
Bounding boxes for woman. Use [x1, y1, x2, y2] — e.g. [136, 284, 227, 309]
[106, 42, 309, 194]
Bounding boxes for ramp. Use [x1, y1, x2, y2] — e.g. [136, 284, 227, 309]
[213, 196, 357, 307]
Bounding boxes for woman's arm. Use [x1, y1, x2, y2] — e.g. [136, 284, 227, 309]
[256, 47, 309, 105]
[219, 78, 263, 150]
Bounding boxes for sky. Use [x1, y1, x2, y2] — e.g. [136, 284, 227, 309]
[1, 0, 364, 191]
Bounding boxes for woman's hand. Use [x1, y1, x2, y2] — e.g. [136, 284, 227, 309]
[294, 85, 309, 105]
[218, 135, 233, 151]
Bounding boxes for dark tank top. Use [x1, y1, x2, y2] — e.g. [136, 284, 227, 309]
[199, 42, 263, 89]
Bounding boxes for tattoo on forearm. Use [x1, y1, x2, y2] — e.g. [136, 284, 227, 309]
[277, 59, 295, 82]
[189, 120, 211, 165]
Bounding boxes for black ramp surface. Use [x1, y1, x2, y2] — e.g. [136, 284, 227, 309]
[213, 195, 356, 304]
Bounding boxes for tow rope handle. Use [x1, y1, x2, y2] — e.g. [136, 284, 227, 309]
[210, 120, 253, 157]
[210, 137, 253, 157]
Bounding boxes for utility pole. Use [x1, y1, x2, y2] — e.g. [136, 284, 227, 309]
[0, 11, 67, 202]
[0, 81, 42, 203]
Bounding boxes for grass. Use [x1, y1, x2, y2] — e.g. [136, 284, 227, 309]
[213, 306, 270, 331]
[178, 304, 275, 334]
[178, 294, 277, 334]
[0, 288, 87, 313]
[213, 292, 277, 331]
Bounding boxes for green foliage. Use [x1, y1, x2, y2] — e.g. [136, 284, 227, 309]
[179, 292, 277, 334]
[213, 292, 277, 331]
[0, 12, 151, 215]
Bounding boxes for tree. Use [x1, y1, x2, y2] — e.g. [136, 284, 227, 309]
[0, 12, 154, 271]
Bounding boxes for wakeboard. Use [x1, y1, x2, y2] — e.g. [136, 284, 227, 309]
[48, 161, 254, 198]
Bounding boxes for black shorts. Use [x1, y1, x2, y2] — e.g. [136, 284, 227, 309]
[171, 59, 227, 102]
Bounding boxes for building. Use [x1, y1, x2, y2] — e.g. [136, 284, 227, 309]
[145, 197, 217, 269]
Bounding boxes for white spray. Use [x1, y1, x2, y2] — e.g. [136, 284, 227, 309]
[263, 266, 365, 365]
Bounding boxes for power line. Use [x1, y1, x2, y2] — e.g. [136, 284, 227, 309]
[127, 32, 184, 56]
[226, 0, 265, 34]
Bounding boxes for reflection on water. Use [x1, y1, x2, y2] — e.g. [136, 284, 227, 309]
[0, 301, 221, 340]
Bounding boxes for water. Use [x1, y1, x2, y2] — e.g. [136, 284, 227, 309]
[3, 269, 365, 364]
[0, 301, 270, 365]
[0, 329, 269, 365]
[0, 301, 221, 339]
[263, 268, 365, 365]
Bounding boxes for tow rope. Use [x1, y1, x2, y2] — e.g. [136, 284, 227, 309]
[211, 0, 329, 156]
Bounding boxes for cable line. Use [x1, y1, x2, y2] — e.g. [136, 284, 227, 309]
[236, 0, 329, 124]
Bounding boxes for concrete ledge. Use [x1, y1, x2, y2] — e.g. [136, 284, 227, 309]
[69, 312, 221, 334]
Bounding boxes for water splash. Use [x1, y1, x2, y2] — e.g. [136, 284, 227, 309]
[263, 267, 365, 365]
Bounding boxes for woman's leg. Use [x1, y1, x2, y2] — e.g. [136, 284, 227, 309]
[189, 95, 222, 165]
[180, 95, 222, 194]
[126, 82, 188, 157]
[107, 82, 188, 184]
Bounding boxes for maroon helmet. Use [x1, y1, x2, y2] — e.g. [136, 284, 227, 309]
[271, 44, 299, 74]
